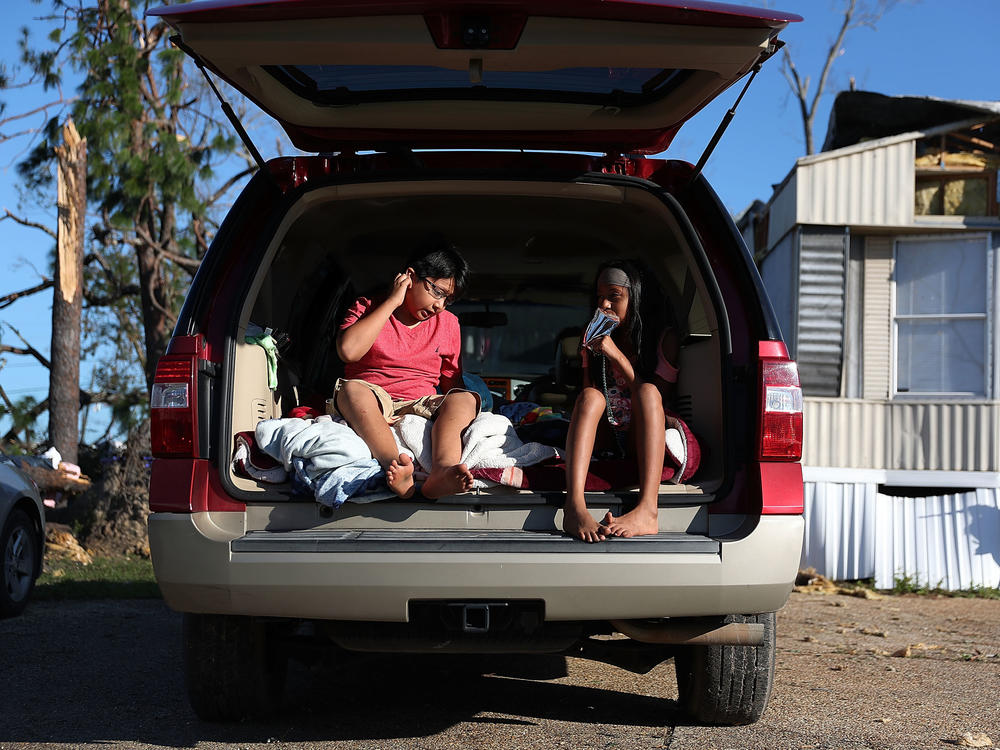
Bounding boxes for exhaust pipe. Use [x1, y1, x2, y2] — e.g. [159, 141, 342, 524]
[610, 618, 764, 646]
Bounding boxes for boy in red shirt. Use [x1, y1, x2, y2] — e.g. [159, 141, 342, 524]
[333, 241, 477, 499]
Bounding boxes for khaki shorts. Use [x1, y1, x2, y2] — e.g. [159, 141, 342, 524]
[327, 378, 480, 423]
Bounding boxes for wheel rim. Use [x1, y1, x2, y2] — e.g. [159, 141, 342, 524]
[4, 524, 35, 602]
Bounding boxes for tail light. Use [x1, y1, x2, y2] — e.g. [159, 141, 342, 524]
[758, 355, 803, 461]
[150, 339, 201, 458]
[710, 343, 804, 516]
[149, 337, 245, 514]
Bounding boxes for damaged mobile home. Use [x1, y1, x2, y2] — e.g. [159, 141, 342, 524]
[743, 91, 1000, 590]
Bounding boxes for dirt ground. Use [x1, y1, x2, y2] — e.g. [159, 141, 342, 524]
[1, 589, 997, 750]
[669, 588, 1000, 750]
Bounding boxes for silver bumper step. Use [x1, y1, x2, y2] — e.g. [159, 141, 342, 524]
[231, 529, 720, 554]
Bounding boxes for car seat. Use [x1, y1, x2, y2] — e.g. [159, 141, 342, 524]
[533, 326, 582, 407]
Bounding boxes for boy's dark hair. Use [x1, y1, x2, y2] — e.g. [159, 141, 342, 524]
[406, 234, 471, 298]
[593, 258, 673, 381]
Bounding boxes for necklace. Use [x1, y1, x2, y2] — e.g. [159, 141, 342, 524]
[598, 354, 627, 459]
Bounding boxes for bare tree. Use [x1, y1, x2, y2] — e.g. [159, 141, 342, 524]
[781, 0, 900, 155]
[49, 118, 86, 464]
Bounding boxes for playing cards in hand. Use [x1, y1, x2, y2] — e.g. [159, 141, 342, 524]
[582, 308, 620, 351]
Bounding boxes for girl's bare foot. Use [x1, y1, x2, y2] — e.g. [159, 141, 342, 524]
[385, 454, 416, 499]
[421, 463, 474, 499]
[602, 507, 658, 538]
[562, 504, 607, 543]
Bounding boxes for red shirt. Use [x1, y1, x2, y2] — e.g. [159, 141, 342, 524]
[339, 296, 463, 401]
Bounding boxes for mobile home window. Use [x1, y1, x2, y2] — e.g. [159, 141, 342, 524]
[893, 235, 991, 398]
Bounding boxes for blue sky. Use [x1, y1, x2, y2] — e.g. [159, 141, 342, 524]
[1, 0, 998, 444]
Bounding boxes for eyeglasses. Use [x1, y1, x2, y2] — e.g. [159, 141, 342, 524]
[421, 277, 455, 305]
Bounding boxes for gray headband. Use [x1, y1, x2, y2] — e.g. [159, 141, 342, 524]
[598, 268, 631, 288]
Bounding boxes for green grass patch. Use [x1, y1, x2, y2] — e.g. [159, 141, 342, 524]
[823, 576, 1000, 600]
[889, 574, 1000, 600]
[36, 555, 161, 600]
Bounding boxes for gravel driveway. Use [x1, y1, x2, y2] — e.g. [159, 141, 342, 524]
[1, 591, 997, 750]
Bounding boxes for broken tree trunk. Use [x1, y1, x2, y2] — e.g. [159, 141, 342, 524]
[49, 119, 87, 465]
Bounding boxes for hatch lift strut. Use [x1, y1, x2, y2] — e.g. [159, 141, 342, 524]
[171, 36, 271, 181]
[688, 39, 784, 187]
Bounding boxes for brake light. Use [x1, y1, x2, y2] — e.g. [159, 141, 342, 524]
[758, 357, 803, 461]
[150, 350, 199, 458]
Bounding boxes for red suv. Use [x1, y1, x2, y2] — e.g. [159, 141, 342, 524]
[148, 0, 804, 726]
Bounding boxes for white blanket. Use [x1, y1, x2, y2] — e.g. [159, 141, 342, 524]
[393, 412, 558, 485]
[255, 411, 559, 505]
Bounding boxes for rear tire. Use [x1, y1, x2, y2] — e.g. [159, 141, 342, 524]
[673, 612, 776, 725]
[183, 613, 288, 721]
[1, 508, 41, 619]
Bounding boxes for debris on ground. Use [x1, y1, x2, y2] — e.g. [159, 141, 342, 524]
[39, 423, 153, 559]
[859, 627, 888, 637]
[891, 643, 945, 658]
[44, 522, 93, 565]
[954, 732, 993, 748]
[794, 568, 885, 599]
[14, 446, 92, 508]
[72, 422, 151, 558]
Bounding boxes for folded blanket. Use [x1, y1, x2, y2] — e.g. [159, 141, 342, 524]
[254, 416, 390, 508]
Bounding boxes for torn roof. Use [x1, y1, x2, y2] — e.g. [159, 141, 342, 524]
[821, 91, 1000, 152]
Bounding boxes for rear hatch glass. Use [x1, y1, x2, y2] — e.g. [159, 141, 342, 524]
[150, 0, 799, 153]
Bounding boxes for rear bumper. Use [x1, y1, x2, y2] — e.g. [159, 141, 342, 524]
[149, 513, 803, 621]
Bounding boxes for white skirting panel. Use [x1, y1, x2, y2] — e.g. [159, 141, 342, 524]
[873, 488, 1000, 590]
[801, 482, 877, 580]
[802, 483, 1000, 590]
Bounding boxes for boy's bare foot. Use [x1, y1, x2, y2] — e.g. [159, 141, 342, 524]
[421, 463, 474, 499]
[385, 454, 416, 499]
[562, 504, 607, 543]
[601, 507, 658, 538]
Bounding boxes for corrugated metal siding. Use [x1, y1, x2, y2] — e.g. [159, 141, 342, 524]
[802, 482, 1000, 590]
[797, 230, 847, 395]
[873, 489, 1000, 590]
[803, 398, 1000, 471]
[891, 401, 1000, 471]
[796, 140, 914, 227]
[766, 172, 797, 249]
[801, 481, 877, 580]
[804, 398, 890, 469]
[758, 231, 797, 356]
[862, 237, 893, 400]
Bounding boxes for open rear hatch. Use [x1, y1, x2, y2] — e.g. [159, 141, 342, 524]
[151, 1, 798, 545]
[150, 0, 799, 154]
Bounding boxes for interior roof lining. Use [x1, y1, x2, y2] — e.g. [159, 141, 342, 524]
[245, 178, 718, 342]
